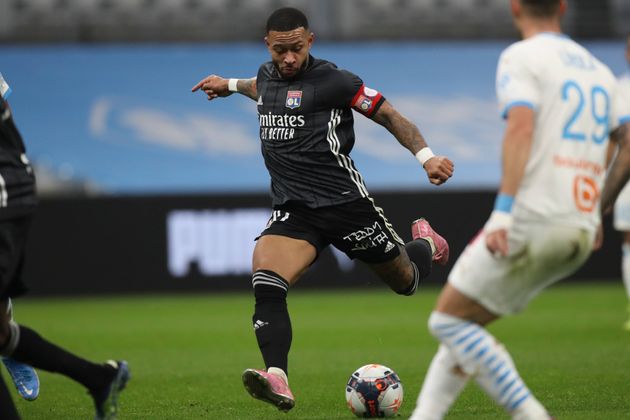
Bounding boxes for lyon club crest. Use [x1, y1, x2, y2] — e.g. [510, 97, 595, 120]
[285, 90, 302, 109]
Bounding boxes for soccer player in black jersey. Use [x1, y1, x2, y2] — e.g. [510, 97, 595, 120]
[192, 7, 454, 412]
[0, 74, 129, 420]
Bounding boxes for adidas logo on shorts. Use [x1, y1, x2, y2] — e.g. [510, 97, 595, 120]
[253, 320, 269, 330]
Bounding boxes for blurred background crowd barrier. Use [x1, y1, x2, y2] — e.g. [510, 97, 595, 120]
[0, 0, 627, 294]
[0, 0, 628, 42]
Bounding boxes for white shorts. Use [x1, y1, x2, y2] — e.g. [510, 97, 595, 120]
[614, 182, 630, 231]
[448, 221, 594, 315]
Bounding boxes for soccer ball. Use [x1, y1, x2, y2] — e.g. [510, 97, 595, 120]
[345, 364, 403, 418]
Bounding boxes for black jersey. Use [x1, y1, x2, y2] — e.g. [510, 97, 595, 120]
[256, 55, 386, 208]
[0, 96, 37, 217]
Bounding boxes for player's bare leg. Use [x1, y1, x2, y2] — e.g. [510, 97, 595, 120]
[434, 284, 498, 326]
[369, 218, 449, 296]
[252, 234, 316, 285]
[243, 234, 316, 412]
[368, 250, 417, 293]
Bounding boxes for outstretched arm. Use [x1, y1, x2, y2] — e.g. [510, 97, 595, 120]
[191, 75, 257, 101]
[371, 100, 454, 185]
[601, 123, 630, 214]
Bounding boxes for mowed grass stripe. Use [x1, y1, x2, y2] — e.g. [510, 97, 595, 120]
[4, 283, 629, 419]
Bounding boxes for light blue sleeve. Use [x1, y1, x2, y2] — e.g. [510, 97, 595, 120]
[496, 47, 539, 119]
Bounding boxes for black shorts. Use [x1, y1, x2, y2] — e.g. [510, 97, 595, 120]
[0, 215, 31, 300]
[259, 198, 405, 264]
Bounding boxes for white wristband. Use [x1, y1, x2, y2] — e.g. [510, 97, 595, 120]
[415, 147, 435, 167]
[228, 78, 239, 92]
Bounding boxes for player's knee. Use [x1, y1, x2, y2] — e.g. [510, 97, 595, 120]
[0, 320, 19, 356]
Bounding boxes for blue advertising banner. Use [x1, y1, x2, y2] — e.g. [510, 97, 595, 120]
[0, 41, 627, 194]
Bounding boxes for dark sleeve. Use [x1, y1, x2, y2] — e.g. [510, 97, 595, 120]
[257, 63, 270, 83]
[326, 69, 386, 118]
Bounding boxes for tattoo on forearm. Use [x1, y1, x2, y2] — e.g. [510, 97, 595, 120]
[374, 104, 426, 154]
[237, 78, 257, 101]
[393, 115, 424, 153]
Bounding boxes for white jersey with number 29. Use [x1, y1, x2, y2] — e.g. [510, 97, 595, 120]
[496, 33, 628, 231]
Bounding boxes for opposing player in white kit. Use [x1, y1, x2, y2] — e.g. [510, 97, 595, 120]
[609, 35, 630, 330]
[410, 1, 630, 419]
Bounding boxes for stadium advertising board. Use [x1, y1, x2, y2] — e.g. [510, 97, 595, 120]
[22, 192, 620, 295]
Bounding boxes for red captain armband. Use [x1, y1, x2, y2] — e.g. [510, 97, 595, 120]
[351, 84, 384, 117]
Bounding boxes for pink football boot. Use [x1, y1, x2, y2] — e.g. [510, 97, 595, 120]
[242, 368, 295, 412]
[411, 218, 449, 265]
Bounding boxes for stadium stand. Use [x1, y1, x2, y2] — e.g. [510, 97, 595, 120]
[0, 0, 625, 42]
[612, 0, 630, 38]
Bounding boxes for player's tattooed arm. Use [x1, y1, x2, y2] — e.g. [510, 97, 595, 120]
[601, 123, 630, 213]
[372, 100, 454, 185]
[372, 101, 426, 153]
[191, 75, 257, 101]
[235, 78, 258, 101]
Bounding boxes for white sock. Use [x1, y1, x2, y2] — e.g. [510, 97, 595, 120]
[622, 244, 630, 302]
[267, 367, 288, 384]
[410, 344, 469, 420]
[428, 312, 549, 419]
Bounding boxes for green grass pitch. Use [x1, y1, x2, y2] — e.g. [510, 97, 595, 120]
[5, 283, 630, 419]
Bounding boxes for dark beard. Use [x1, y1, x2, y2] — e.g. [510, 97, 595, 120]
[275, 55, 310, 80]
